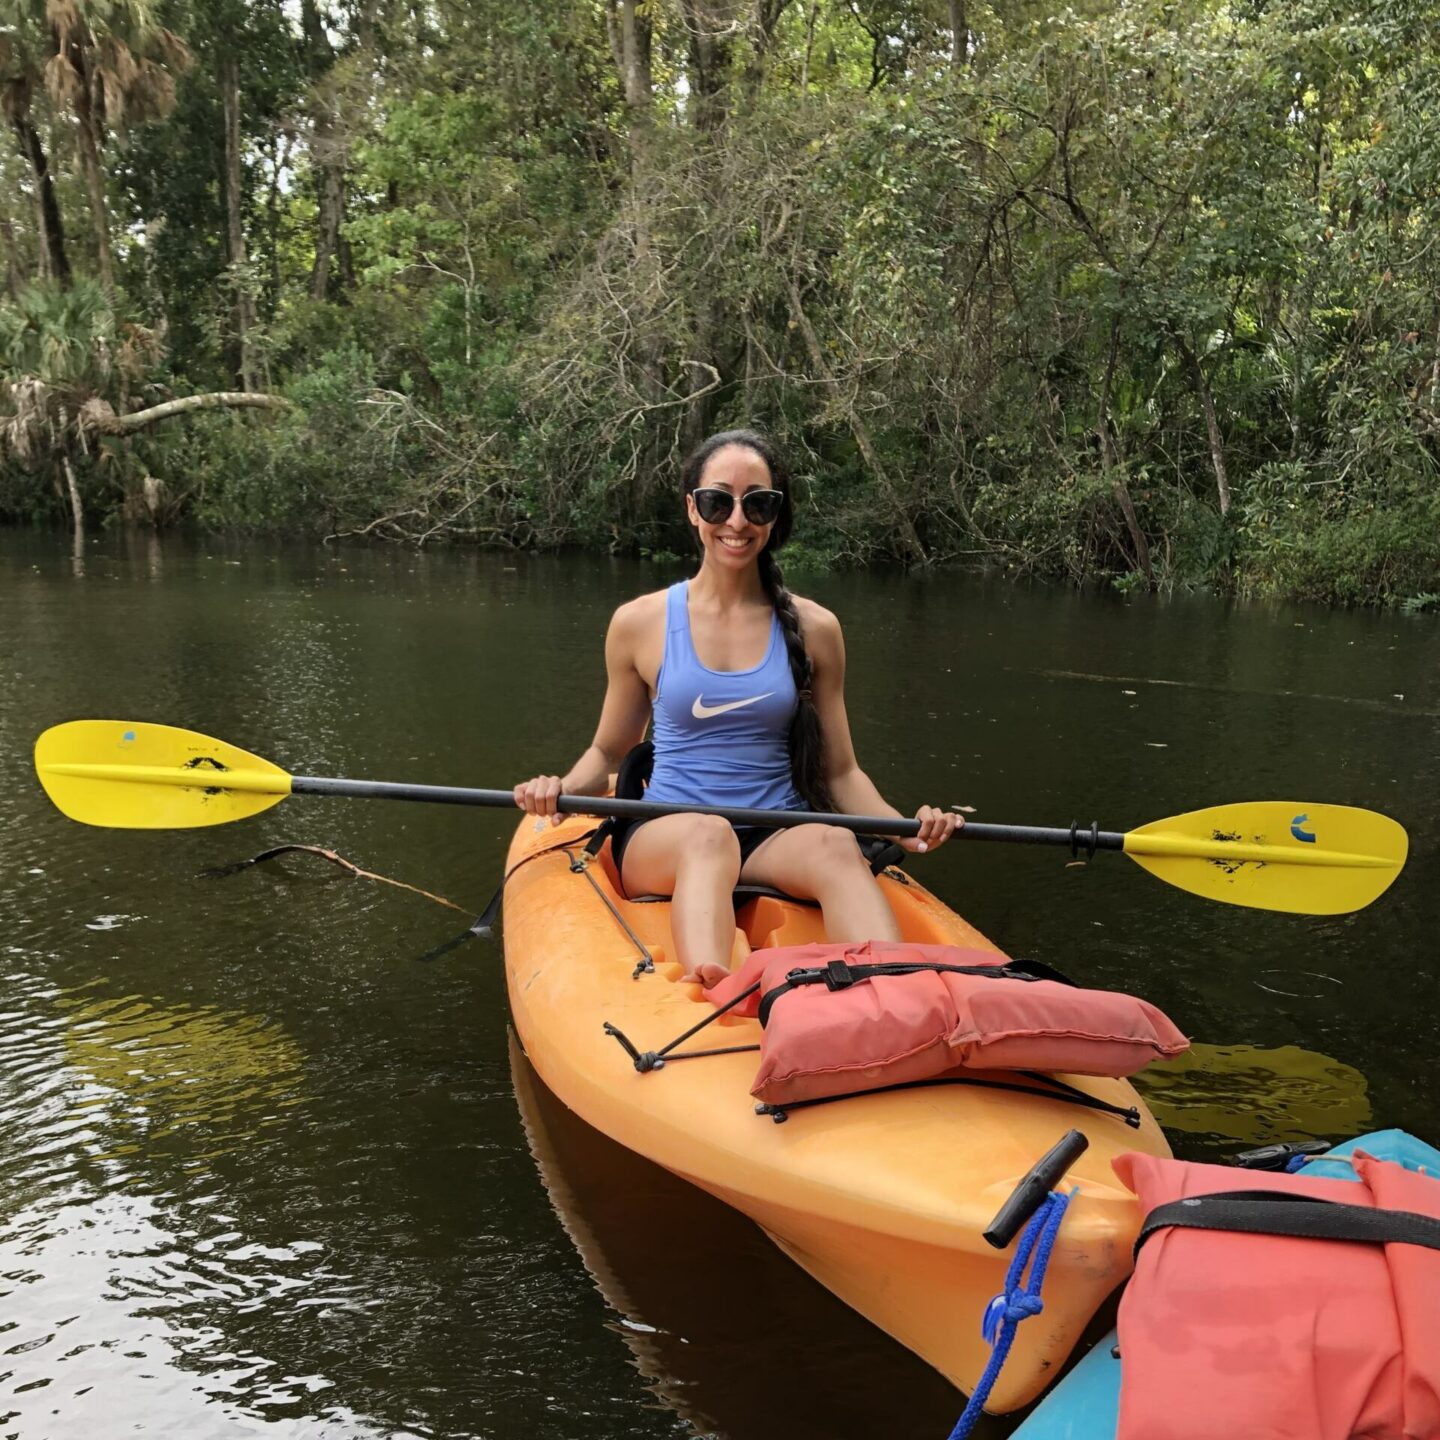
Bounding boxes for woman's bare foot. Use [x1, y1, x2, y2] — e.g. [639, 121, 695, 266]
[682, 961, 732, 988]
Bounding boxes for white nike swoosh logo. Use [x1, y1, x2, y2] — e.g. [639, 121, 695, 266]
[691, 692, 774, 719]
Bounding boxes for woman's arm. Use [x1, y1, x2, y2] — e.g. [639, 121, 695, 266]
[803, 599, 960, 852]
[514, 601, 653, 820]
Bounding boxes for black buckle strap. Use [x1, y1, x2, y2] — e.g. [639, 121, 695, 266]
[1136, 1190, 1440, 1257]
[756, 956, 1074, 1028]
[583, 819, 615, 858]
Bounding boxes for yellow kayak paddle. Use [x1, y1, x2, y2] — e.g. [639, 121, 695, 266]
[34, 720, 1408, 916]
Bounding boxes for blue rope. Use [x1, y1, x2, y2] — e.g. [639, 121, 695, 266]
[945, 1187, 1076, 1440]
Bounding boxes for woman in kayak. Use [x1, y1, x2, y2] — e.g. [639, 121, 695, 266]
[515, 429, 960, 986]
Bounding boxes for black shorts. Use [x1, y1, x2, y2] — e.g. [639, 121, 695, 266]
[611, 817, 783, 894]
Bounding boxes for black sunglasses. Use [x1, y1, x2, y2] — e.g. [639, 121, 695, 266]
[692, 487, 784, 526]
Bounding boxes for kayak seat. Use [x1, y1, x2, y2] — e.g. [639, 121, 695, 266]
[603, 742, 904, 907]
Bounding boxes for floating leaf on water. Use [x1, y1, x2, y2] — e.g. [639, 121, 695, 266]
[84, 914, 141, 932]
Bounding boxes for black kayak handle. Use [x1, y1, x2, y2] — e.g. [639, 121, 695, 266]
[984, 1129, 1090, 1249]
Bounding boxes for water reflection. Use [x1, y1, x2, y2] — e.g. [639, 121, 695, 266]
[59, 986, 306, 1155]
[508, 1032, 994, 1440]
[0, 1186, 397, 1437]
[1134, 1042, 1373, 1152]
[0, 974, 396, 1436]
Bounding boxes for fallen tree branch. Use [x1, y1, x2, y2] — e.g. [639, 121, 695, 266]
[83, 391, 291, 436]
[199, 843, 467, 913]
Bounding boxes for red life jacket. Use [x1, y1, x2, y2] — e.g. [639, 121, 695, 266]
[1112, 1150, 1440, 1440]
[706, 940, 1188, 1106]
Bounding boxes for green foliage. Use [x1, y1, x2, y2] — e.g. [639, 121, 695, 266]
[2, 0, 1438, 605]
[0, 279, 115, 392]
[1235, 476, 1440, 605]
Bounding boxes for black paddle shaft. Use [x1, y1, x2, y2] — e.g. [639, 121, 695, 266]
[290, 776, 1126, 851]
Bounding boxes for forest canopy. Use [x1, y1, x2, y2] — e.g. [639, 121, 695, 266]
[2, 0, 1438, 604]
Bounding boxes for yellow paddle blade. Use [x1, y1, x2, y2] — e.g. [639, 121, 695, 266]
[34, 720, 291, 829]
[1123, 801, 1408, 915]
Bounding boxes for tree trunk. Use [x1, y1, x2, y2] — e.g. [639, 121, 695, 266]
[310, 126, 347, 301]
[302, 0, 348, 302]
[747, 0, 794, 90]
[602, 0, 654, 176]
[681, 0, 737, 133]
[138, 221, 170, 338]
[0, 211, 19, 296]
[264, 131, 291, 319]
[614, 0, 651, 109]
[800, 2, 819, 90]
[1097, 317, 1152, 579]
[1430, 306, 1440, 416]
[949, 0, 968, 67]
[61, 451, 84, 536]
[11, 114, 71, 286]
[221, 56, 256, 390]
[71, 82, 115, 297]
[1174, 333, 1232, 516]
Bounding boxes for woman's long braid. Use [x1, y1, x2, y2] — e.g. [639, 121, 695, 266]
[759, 548, 834, 813]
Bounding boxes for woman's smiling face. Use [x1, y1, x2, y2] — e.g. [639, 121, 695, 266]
[686, 444, 778, 568]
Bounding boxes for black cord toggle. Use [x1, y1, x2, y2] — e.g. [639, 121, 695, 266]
[603, 1021, 643, 1066]
[602, 981, 763, 1072]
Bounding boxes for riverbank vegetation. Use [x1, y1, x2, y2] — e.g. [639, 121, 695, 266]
[2, 0, 1438, 603]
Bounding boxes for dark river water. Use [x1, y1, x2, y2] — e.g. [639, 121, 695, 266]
[2, 530, 1437, 1439]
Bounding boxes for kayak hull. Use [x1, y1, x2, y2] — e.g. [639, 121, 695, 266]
[502, 812, 1170, 1412]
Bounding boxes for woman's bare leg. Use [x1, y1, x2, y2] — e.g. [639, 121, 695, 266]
[740, 824, 902, 942]
[620, 814, 742, 986]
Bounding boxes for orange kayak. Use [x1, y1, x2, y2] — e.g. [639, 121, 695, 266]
[503, 811, 1171, 1412]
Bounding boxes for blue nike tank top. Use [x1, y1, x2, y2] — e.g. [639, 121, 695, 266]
[642, 581, 805, 812]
